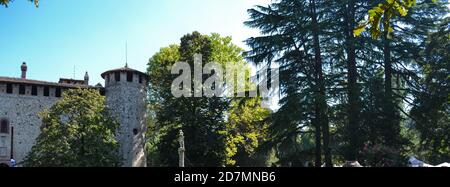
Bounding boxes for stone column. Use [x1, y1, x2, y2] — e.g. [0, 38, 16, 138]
[178, 130, 185, 167]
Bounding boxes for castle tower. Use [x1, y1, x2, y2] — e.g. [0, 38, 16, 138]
[101, 65, 148, 167]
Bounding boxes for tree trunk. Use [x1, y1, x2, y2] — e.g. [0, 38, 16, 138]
[343, 0, 360, 161]
[314, 120, 322, 167]
[310, 0, 332, 167]
[383, 28, 398, 146]
[384, 32, 392, 106]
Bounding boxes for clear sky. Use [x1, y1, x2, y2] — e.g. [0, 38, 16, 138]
[0, 0, 270, 85]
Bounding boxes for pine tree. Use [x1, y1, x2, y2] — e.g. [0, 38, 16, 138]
[246, 0, 333, 167]
[246, 0, 449, 167]
[410, 17, 450, 164]
[368, 0, 448, 161]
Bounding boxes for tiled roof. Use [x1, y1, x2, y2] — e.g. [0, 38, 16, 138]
[0, 76, 93, 88]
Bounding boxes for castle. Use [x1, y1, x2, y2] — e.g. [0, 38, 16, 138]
[0, 62, 148, 167]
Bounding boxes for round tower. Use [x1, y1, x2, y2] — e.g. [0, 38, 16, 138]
[101, 65, 148, 167]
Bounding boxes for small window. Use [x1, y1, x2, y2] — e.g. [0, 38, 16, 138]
[139, 75, 143, 84]
[31, 85, 38, 96]
[115, 72, 121, 82]
[133, 128, 138, 135]
[43, 87, 50, 97]
[55, 88, 61, 97]
[0, 120, 8, 134]
[127, 72, 133, 82]
[19, 85, 25, 95]
[6, 84, 12, 94]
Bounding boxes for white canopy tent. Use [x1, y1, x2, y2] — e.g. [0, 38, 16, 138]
[409, 156, 450, 167]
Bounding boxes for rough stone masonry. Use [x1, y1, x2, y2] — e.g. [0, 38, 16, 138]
[0, 62, 148, 167]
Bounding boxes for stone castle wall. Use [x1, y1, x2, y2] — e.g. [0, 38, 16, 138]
[0, 83, 60, 165]
[0, 69, 148, 167]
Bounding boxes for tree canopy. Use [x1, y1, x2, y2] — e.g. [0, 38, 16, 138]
[354, 0, 418, 39]
[22, 88, 121, 167]
[4, 0, 448, 168]
[245, 0, 448, 167]
[146, 32, 273, 167]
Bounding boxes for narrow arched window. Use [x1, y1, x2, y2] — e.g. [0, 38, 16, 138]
[0, 119, 8, 134]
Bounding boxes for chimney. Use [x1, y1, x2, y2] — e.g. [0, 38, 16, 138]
[21, 62, 27, 79]
[84, 71, 89, 85]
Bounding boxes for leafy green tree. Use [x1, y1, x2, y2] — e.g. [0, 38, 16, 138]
[146, 44, 180, 167]
[209, 33, 273, 166]
[354, 0, 417, 39]
[224, 97, 271, 167]
[148, 32, 257, 167]
[145, 44, 181, 166]
[166, 32, 228, 167]
[22, 88, 121, 167]
[146, 32, 273, 167]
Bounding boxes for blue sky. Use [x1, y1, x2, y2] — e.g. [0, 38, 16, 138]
[0, 0, 270, 85]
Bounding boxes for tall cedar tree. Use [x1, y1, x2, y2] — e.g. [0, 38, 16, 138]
[245, 0, 332, 167]
[410, 17, 450, 164]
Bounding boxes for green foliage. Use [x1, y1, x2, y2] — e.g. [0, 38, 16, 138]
[410, 18, 450, 164]
[360, 144, 406, 167]
[8, 0, 446, 168]
[0, 0, 39, 7]
[147, 32, 256, 167]
[273, 133, 316, 167]
[245, 0, 335, 167]
[223, 97, 271, 166]
[22, 88, 121, 167]
[246, 0, 448, 167]
[355, 0, 418, 39]
[209, 33, 245, 65]
[146, 45, 181, 166]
